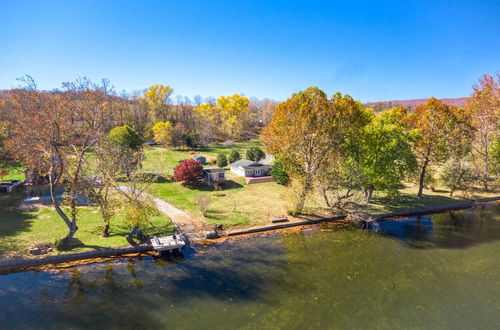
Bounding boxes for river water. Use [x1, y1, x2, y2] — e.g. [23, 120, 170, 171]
[1, 204, 499, 330]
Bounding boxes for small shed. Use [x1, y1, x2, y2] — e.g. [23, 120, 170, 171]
[202, 168, 225, 186]
[192, 155, 207, 165]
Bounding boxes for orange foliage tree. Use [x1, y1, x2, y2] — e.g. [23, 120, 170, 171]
[4, 78, 116, 246]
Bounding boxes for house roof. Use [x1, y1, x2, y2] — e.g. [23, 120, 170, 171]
[192, 155, 206, 159]
[229, 159, 272, 169]
[202, 167, 225, 173]
[229, 159, 259, 167]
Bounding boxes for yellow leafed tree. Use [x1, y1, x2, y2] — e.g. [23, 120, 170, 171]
[194, 94, 250, 141]
[152, 121, 173, 146]
[139, 84, 174, 123]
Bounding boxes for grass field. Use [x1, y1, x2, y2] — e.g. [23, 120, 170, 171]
[0, 192, 174, 257]
[141, 139, 263, 173]
[149, 171, 289, 228]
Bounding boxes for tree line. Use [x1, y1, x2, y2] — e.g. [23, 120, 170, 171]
[263, 74, 499, 214]
[0, 77, 277, 247]
[0, 73, 498, 244]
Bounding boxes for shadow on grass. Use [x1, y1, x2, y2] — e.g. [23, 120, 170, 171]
[370, 192, 463, 212]
[184, 180, 244, 191]
[0, 193, 36, 253]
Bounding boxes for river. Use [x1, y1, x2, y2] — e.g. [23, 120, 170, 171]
[1, 204, 499, 329]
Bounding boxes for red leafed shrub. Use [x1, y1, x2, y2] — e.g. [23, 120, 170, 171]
[173, 159, 203, 185]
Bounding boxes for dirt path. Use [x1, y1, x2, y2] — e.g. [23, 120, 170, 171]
[117, 186, 208, 241]
[150, 195, 208, 241]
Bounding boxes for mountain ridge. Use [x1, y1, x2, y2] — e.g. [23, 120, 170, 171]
[365, 97, 467, 107]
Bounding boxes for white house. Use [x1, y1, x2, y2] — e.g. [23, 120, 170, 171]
[229, 159, 272, 177]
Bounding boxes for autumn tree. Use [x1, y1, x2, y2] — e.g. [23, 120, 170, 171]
[5, 78, 116, 246]
[194, 94, 251, 141]
[218, 94, 250, 139]
[139, 84, 174, 123]
[173, 159, 203, 185]
[84, 140, 125, 237]
[262, 87, 352, 213]
[408, 98, 467, 198]
[491, 138, 500, 176]
[152, 121, 173, 146]
[194, 102, 221, 144]
[466, 73, 500, 191]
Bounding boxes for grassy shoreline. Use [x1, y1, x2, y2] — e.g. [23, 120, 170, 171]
[0, 192, 174, 258]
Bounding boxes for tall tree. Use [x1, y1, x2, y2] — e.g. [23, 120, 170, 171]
[466, 73, 500, 191]
[218, 94, 250, 139]
[139, 84, 173, 123]
[194, 94, 251, 141]
[344, 108, 418, 202]
[5, 78, 116, 246]
[152, 121, 173, 146]
[262, 88, 365, 213]
[407, 98, 466, 198]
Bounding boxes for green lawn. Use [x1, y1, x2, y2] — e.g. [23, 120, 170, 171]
[0, 192, 174, 257]
[149, 171, 288, 228]
[0, 163, 25, 181]
[142, 139, 264, 173]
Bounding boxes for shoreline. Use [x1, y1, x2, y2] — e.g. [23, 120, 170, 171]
[1, 196, 499, 274]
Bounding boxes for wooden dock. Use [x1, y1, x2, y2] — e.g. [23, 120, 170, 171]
[150, 235, 186, 253]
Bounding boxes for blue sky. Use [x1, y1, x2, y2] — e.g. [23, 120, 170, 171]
[1, 0, 499, 102]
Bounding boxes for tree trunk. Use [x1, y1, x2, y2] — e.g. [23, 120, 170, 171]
[417, 158, 429, 199]
[49, 174, 78, 246]
[102, 220, 110, 237]
[363, 185, 374, 203]
[321, 186, 331, 208]
[482, 135, 489, 192]
[295, 176, 313, 214]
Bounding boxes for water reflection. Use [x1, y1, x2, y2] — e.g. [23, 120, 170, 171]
[0, 205, 499, 329]
[370, 204, 500, 249]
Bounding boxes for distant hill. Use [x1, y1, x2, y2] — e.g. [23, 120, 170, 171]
[365, 97, 467, 109]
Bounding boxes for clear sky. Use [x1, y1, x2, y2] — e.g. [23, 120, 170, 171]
[1, 0, 499, 102]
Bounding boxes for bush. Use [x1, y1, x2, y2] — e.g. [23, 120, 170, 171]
[228, 150, 241, 164]
[196, 195, 211, 217]
[173, 159, 204, 185]
[217, 153, 228, 168]
[109, 125, 143, 150]
[246, 147, 265, 162]
[440, 158, 476, 196]
[270, 161, 289, 185]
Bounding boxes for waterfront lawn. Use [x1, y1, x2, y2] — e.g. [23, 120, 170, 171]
[366, 184, 499, 214]
[141, 139, 264, 173]
[148, 172, 498, 229]
[148, 172, 289, 228]
[0, 193, 174, 257]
